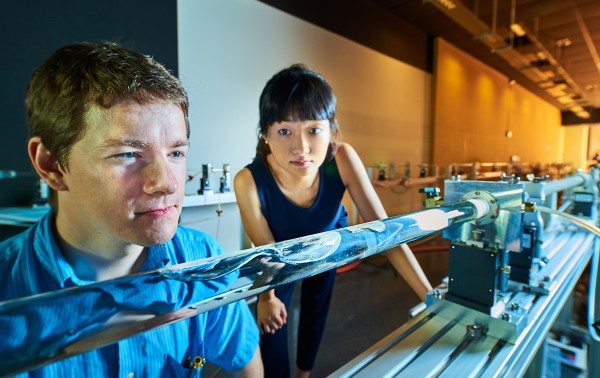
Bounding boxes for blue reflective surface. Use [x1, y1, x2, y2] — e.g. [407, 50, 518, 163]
[0, 200, 481, 375]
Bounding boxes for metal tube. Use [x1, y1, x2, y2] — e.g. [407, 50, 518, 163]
[0, 199, 489, 375]
[540, 175, 585, 194]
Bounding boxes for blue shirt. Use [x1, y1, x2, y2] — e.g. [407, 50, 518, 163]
[246, 157, 348, 242]
[0, 211, 259, 377]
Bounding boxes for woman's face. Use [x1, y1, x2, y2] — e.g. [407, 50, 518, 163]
[264, 119, 331, 177]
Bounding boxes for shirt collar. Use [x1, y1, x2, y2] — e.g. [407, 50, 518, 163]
[32, 209, 80, 288]
[33, 210, 172, 288]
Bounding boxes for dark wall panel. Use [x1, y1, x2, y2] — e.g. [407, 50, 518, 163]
[0, 0, 178, 206]
[562, 108, 600, 126]
[258, 0, 432, 74]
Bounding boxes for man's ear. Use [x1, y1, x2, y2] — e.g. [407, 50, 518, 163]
[28, 137, 68, 191]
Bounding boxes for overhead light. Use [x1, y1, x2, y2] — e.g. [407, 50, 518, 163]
[556, 38, 572, 48]
[424, 0, 492, 38]
[424, 0, 590, 119]
[535, 51, 547, 60]
[556, 95, 574, 105]
[435, 0, 457, 10]
[576, 111, 591, 119]
[546, 85, 567, 97]
[510, 23, 526, 37]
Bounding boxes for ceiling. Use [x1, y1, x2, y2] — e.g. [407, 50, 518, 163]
[369, 0, 600, 117]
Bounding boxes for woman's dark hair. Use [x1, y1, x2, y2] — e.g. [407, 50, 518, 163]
[255, 64, 339, 161]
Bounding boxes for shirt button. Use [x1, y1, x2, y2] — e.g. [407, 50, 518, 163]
[126, 373, 134, 378]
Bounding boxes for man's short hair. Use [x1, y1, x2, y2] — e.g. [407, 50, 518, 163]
[25, 42, 189, 170]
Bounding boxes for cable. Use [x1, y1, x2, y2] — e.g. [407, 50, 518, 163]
[531, 204, 600, 342]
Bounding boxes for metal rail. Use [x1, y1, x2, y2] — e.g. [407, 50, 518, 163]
[330, 229, 596, 377]
[0, 199, 488, 375]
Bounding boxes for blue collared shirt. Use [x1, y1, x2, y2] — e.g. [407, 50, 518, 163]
[0, 211, 259, 377]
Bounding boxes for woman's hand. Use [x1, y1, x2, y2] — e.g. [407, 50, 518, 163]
[256, 292, 287, 335]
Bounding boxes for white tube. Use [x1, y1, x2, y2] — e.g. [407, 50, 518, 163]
[467, 199, 490, 219]
[535, 205, 600, 342]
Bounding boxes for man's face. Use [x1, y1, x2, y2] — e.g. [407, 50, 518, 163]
[56, 100, 189, 253]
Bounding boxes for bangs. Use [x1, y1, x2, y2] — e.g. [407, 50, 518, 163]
[281, 80, 335, 122]
[265, 75, 336, 126]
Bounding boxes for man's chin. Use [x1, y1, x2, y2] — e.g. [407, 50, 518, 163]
[137, 225, 178, 247]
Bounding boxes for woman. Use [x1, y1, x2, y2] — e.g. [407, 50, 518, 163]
[234, 64, 432, 378]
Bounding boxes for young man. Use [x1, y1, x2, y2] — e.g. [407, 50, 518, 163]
[0, 42, 262, 377]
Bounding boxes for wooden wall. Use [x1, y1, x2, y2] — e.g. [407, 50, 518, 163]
[432, 38, 564, 166]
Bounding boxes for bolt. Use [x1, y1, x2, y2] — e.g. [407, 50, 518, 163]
[501, 313, 512, 322]
[472, 230, 484, 241]
[466, 324, 488, 338]
[510, 302, 520, 311]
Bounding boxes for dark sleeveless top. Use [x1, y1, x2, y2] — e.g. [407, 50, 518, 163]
[245, 157, 348, 242]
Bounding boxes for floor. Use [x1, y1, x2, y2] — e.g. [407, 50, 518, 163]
[296, 242, 450, 377]
[206, 236, 451, 377]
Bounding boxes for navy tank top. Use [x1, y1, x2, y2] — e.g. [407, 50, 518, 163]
[245, 157, 348, 242]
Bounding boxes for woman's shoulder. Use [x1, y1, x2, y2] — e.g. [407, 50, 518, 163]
[234, 166, 252, 181]
[332, 142, 360, 168]
[238, 158, 268, 180]
[233, 167, 255, 194]
[334, 141, 352, 154]
[333, 142, 360, 160]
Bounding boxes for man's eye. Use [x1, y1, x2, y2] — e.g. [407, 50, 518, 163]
[277, 129, 291, 136]
[171, 151, 186, 158]
[117, 152, 138, 159]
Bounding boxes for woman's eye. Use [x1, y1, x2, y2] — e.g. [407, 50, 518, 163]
[277, 129, 291, 136]
[310, 128, 322, 135]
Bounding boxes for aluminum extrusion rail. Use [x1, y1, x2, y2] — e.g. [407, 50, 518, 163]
[329, 230, 596, 378]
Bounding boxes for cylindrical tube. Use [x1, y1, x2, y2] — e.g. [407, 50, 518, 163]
[0, 199, 488, 375]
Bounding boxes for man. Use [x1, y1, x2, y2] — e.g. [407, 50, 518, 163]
[0, 42, 262, 376]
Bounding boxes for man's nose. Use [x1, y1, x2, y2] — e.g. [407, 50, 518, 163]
[143, 158, 178, 195]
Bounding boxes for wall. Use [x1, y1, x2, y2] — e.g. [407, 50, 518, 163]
[564, 126, 590, 169]
[258, 0, 432, 73]
[432, 38, 564, 166]
[588, 126, 600, 160]
[177, 0, 433, 221]
[0, 0, 178, 207]
[0, 0, 432, 245]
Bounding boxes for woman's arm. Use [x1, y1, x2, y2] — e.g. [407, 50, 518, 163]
[335, 143, 433, 301]
[233, 169, 287, 334]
